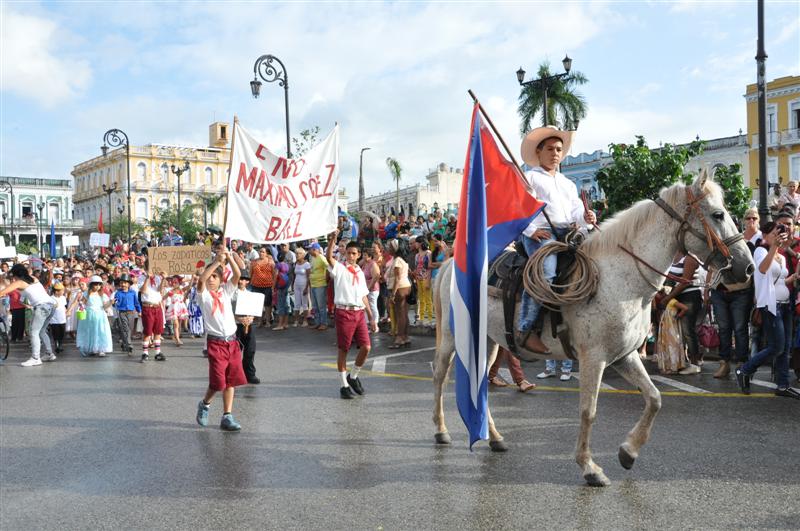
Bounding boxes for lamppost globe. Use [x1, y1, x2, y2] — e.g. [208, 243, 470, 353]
[562, 54, 572, 73]
[250, 79, 262, 98]
[516, 67, 526, 85]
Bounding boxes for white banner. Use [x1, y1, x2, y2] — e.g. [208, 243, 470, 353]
[234, 291, 266, 316]
[63, 235, 80, 247]
[225, 122, 339, 244]
[0, 246, 16, 259]
[89, 232, 110, 247]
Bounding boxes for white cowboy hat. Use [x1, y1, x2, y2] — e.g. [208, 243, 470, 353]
[520, 125, 574, 167]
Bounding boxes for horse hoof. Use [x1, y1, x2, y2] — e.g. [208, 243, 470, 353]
[434, 432, 452, 445]
[584, 471, 611, 487]
[489, 440, 508, 452]
[618, 445, 636, 470]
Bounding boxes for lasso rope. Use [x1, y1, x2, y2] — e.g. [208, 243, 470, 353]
[521, 231, 600, 311]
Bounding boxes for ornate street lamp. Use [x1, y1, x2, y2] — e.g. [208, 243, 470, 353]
[101, 129, 131, 242]
[516, 54, 573, 127]
[0, 180, 14, 242]
[251, 54, 291, 159]
[170, 161, 190, 233]
[358, 147, 371, 212]
[102, 182, 118, 231]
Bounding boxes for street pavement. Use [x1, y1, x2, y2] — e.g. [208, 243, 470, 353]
[1, 325, 799, 530]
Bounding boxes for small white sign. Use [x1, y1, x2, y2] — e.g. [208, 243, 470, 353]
[89, 232, 110, 247]
[234, 290, 265, 316]
[63, 235, 80, 247]
[0, 246, 16, 259]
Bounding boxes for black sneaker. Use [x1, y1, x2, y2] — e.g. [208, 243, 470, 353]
[154, 353, 166, 361]
[340, 386, 355, 399]
[140, 354, 149, 363]
[735, 369, 750, 395]
[346, 375, 364, 396]
[774, 387, 800, 399]
[247, 377, 261, 385]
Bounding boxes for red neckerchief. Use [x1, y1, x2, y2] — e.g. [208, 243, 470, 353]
[346, 264, 360, 285]
[149, 276, 157, 287]
[209, 289, 224, 316]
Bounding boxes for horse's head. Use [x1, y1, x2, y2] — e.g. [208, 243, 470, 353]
[680, 170, 754, 283]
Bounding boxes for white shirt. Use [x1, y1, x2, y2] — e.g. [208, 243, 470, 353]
[50, 295, 67, 324]
[22, 282, 52, 307]
[522, 166, 586, 236]
[138, 276, 163, 304]
[199, 281, 237, 337]
[753, 247, 790, 316]
[328, 261, 369, 308]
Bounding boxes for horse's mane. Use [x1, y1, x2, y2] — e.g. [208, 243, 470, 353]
[581, 178, 723, 257]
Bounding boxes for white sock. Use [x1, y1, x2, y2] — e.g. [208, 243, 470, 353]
[350, 365, 362, 379]
[339, 371, 349, 387]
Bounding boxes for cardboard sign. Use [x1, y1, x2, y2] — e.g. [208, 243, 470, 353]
[89, 232, 110, 247]
[63, 235, 80, 247]
[234, 290, 265, 316]
[147, 245, 212, 275]
[0, 246, 16, 259]
[225, 123, 339, 244]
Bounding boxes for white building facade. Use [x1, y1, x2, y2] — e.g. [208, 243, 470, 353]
[348, 163, 463, 218]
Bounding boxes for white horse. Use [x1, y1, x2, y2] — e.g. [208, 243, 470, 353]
[431, 174, 754, 486]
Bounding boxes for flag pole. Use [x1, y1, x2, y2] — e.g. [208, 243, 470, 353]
[221, 115, 238, 247]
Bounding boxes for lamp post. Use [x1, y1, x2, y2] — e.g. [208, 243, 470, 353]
[101, 129, 131, 242]
[170, 161, 190, 233]
[250, 54, 291, 159]
[102, 182, 118, 232]
[755, 0, 769, 220]
[36, 202, 45, 256]
[358, 147, 371, 212]
[0, 180, 14, 243]
[516, 54, 573, 127]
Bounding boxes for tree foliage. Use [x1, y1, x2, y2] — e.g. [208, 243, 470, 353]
[292, 126, 321, 157]
[595, 136, 704, 216]
[385, 157, 402, 214]
[148, 204, 203, 244]
[107, 215, 146, 242]
[713, 163, 749, 223]
[518, 61, 588, 135]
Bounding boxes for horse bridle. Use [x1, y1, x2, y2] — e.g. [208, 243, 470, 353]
[653, 187, 744, 283]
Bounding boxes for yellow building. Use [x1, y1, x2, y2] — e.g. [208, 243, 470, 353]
[72, 122, 231, 236]
[745, 75, 800, 187]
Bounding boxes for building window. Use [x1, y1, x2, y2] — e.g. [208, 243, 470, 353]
[161, 163, 169, 181]
[768, 157, 779, 184]
[159, 198, 170, 211]
[49, 203, 59, 222]
[136, 198, 148, 220]
[137, 162, 147, 180]
[22, 203, 32, 217]
[220, 125, 227, 139]
[205, 167, 213, 185]
[790, 155, 800, 182]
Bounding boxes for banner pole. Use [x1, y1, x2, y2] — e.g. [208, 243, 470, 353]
[221, 115, 239, 247]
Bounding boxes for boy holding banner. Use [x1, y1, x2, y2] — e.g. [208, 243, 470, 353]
[326, 230, 378, 399]
[195, 248, 246, 431]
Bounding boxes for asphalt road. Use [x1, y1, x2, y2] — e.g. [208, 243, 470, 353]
[1, 326, 798, 530]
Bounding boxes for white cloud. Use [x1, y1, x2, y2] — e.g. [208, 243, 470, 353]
[0, 7, 92, 107]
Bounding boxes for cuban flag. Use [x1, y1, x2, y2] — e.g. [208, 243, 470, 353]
[450, 103, 545, 447]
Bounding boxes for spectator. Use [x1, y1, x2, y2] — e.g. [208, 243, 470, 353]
[412, 236, 434, 326]
[386, 239, 412, 349]
[292, 248, 312, 327]
[250, 247, 275, 327]
[308, 242, 329, 330]
[273, 257, 291, 331]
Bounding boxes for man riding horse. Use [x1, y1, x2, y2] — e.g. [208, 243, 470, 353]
[516, 126, 597, 354]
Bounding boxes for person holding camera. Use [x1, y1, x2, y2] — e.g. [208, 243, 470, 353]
[658, 253, 705, 375]
[736, 222, 800, 398]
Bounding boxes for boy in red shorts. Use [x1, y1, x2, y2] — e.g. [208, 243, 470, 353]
[326, 230, 378, 399]
[195, 248, 247, 431]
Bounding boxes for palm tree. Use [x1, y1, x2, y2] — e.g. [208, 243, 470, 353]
[518, 61, 588, 135]
[386, 157, 402, 216]
[196, 192, 226, 230]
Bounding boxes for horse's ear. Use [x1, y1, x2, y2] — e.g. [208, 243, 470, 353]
[693, 169, 708, 195]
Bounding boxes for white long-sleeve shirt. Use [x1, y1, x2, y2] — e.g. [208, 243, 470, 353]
[522, 166, 586, 236]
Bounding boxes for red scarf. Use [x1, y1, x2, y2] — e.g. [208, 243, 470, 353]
[209, 289, 224, 316]
[346, 264, 359, 285]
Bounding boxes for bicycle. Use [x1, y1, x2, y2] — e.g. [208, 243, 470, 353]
[0, 316, 9, 361]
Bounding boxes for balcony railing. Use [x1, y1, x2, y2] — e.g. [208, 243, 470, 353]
[751, 129, 800, 148]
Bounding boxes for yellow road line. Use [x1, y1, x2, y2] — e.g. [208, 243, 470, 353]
[320, 363, 775, 398]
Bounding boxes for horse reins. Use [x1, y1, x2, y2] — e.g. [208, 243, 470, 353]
[624, 186, 744, 290]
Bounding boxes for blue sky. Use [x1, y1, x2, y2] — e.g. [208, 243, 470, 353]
[1, 1, 798, 198]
